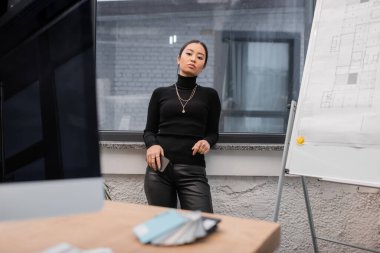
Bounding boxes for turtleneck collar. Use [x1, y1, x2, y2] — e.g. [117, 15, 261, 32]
[176, 74, 197, 89]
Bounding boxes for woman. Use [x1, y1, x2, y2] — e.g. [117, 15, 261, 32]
[143, 40, 221, 213]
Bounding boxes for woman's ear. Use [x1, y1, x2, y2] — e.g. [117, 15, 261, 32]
[177, 55, 180, 65]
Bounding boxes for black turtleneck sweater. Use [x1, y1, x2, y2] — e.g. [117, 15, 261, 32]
[143, 75, 221, 167]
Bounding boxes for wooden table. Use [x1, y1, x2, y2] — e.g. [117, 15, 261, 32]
[0, 201, 280, 253]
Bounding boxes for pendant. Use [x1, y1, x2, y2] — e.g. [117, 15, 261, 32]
[182, 109, 185, 113]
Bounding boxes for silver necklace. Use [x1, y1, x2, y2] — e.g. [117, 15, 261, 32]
[175, 84, 197, 113]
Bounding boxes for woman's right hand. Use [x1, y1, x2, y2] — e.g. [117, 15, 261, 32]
[146, 145, 164, 171]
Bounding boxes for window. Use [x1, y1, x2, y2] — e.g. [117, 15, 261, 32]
[221, 31, 300, 134]
[96, 0, 315, 143]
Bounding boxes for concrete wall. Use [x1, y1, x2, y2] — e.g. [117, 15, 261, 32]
[102, 149, 380, 253]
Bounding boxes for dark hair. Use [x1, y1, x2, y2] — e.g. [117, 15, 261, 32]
[178, 40, 208, 67]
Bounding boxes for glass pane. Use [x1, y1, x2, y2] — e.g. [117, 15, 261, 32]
[96, 0, 313, 135]
[224, 117, 285, 133]
[245, 42, 289, 111]
[221, 40, 290, 133]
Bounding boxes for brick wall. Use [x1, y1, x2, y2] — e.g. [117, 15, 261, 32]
[96, 6, 305, 130]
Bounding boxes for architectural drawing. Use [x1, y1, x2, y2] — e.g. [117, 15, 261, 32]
[294, 0, 380, 147]
[322, 0, 380, 109]
[286, 0, 380, 189]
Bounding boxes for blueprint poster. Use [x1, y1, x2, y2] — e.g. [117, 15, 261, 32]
[295, 0, 380, 148]
[286, 0, 380, 187]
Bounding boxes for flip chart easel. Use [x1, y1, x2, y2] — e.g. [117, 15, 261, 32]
[274, 100, 380, 253]
[274, 0, 380, 251]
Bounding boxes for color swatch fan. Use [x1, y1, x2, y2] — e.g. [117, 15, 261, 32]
[133, 210, 221, 246]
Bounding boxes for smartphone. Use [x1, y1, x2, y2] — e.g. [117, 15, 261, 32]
[157, 156, 170, 172]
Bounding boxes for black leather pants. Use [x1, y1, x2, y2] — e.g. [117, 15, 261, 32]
[144, 163, 213, 213]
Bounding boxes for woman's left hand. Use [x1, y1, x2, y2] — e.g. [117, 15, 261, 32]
[192, 140, 210, 155]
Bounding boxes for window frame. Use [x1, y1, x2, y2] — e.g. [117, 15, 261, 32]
[99, 31, 300, 144]
[219, 31, 301, 136]
[98, 0, 316, 144]
[99, 131, 285, 143]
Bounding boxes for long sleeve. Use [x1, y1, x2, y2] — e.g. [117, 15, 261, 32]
[203, 88, 221, 147]
[143, 88, 160, 148]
